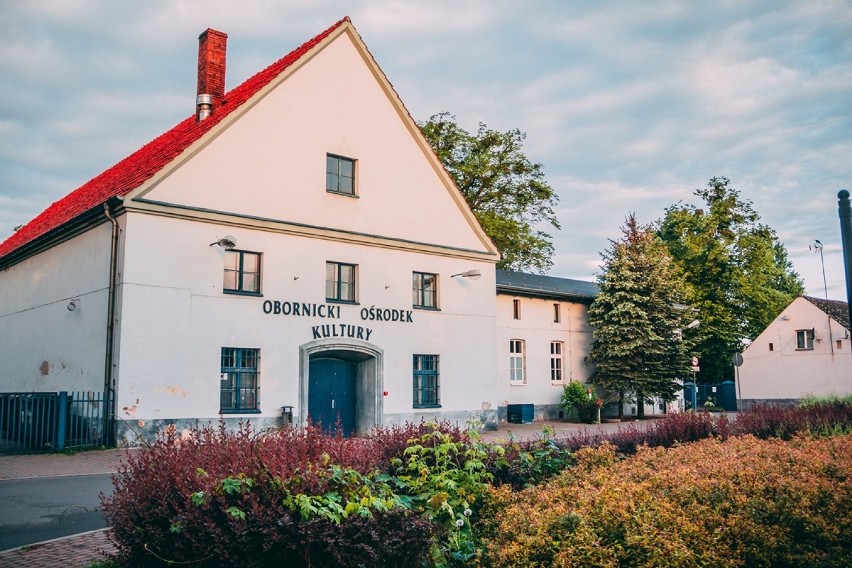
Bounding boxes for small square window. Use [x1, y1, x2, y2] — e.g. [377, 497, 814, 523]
[326, 154, 355, 195]
[326, 261, 357, 303]
[413, 354, 440, 408]
[513, 299, 521, 320]
[413, 272, 439, 309]
[220, 347, 260, 413]
[796, 329, 814, 350]
[224, 250, 261, 295]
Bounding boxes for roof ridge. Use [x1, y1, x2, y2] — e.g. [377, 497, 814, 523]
[0, 17, 350, 261]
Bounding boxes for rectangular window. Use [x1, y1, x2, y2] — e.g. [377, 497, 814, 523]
[768, 342, 774, 352]
[413, 272, 439, 309]
[413, 354, 440, 408]
[326, 154, 355, 195]
[224, 250, 261, 295]
[796, 329, 815, 350]
[220, 347, 260, 413]
[838, 340, 843, 350]
[550, 341, 564, 383]
[326, 261, 357, 303]
[513, 299, 521, 320]
[553, 303, 561, 323]
[509, 339, 525, 384]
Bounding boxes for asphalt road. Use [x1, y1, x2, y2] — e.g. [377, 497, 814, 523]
[0, 474, 114, 551]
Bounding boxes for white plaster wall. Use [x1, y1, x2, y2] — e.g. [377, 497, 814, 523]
[0, 223, 115, 392]
[495, 294, 594, 409]
[146, 30, 486, 253]
[114, 213, 497, 425]
[739, 297, 852, 400]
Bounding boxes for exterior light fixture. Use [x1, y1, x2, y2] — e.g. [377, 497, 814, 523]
[451, 269, 481, 280]
[67, 299, 80, 311]
[210, 235, 237, 249]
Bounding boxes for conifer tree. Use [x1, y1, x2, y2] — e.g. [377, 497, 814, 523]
[587, 214, 697, 418]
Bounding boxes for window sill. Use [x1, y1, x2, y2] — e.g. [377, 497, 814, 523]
[219, 409, 262, 414]
[414, 404, 442, 409]
[795, 348, 814, 351]
[224, 290, 263, 297]
[326, 299, 359, 305]
[326, 190, 359, 198]
[413, 305, 440, 311]
[509, 382, 527, 387]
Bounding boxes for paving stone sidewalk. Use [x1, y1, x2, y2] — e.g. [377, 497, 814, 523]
[0, 419, 657, 567]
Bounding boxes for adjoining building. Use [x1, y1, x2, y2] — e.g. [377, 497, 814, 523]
[495, 269, 597, 422]
[738, 296, 851, 407]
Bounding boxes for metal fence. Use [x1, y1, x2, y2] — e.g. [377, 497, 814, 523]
[0, 391, 109, 454]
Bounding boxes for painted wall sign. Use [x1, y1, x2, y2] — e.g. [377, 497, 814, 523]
[312, 323, 373, 341]
[262, 300, 341, 318]
[360, 306, 413, 323]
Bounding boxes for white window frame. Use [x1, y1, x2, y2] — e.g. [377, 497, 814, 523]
[509, 339, 526, 384]
[550, 341, 564, 383]
[796, 329, 815, 350]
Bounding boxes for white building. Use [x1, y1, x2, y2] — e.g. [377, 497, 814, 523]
[495, 270, 597, 421]
[0, 19, 511, 443]
[738, 296, 851, 407]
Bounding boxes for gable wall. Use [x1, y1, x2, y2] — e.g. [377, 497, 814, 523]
[141, 30, 486, 253]
[739, 297, 852, 402]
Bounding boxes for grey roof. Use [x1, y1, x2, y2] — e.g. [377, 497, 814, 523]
[496, 269, 599, 302]
[803, 296, 850, 330]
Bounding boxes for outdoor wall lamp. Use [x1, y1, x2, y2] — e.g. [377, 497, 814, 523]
[451, 269, 481, 279]
[209, 235, 237, 249]
[67, 298, 80, 311]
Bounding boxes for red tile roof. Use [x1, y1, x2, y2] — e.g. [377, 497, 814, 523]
[0, 17, 350, 261]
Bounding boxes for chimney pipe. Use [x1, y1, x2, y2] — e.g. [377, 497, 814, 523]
[197, 28, 227, 121]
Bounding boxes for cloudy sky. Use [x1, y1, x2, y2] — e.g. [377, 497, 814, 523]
[2, 0, 850, 298]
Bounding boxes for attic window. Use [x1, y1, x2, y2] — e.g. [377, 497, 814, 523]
[326, 154, 355, 196]
[768, 342, 774, 352]
[796, 329, 814, 350]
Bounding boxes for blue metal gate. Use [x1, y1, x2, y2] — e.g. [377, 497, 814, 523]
[0, 392, 109, 454]
[682, 381, 737, 411]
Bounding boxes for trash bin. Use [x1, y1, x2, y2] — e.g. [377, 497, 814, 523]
[507, 403, 534, 424]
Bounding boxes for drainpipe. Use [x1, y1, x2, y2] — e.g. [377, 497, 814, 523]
[103, 203, 120, 446]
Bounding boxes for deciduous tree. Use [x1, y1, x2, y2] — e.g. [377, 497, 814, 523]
[658, 177, 804, 383]
[420, 112, 559, 272]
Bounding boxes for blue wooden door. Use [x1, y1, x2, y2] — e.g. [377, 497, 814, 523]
[308, 357, 356, 436]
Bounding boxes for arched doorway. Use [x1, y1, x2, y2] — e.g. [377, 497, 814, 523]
[299, 338, 383, 435]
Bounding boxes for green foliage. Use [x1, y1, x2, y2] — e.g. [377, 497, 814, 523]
[658, 177, 804, 382]
[799, 392, 852, 407]
[587, 213, 698, 416]
[390, 427, 494, 566]
[419, 112, 559, 272]
[559, 381, 599, 423]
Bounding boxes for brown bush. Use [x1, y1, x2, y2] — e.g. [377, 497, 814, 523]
[475, 434, 852, 567]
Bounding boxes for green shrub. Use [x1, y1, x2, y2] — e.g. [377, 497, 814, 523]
[559, 381, 599, 423]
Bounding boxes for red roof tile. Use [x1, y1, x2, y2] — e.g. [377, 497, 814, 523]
[0, 17, 349, 261]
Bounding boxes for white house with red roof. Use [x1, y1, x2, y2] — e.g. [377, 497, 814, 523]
[738, 296, 851, 407]
[0, 19, 505, 443]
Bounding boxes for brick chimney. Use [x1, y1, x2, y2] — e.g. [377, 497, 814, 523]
[196, 28, 228, 121]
